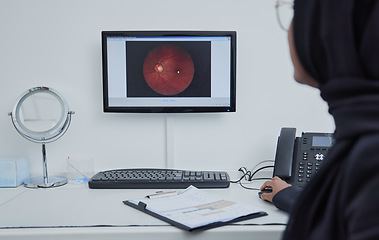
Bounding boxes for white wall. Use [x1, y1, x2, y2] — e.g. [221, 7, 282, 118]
[0, 0, 334, 177]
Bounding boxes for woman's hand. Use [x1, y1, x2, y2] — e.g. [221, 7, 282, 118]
[260, 176, 291, 202]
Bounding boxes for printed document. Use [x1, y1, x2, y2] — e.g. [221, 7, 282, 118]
[126, 185, 266, 230]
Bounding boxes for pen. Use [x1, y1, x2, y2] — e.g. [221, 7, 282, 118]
[145, 191, 178, 199]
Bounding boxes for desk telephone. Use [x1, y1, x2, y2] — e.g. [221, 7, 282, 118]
[273, 128, 334, 187]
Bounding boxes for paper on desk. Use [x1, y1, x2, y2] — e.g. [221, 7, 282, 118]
[127, 185, 266, 229]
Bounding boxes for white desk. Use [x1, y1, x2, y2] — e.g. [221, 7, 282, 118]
[0, 175, 288, 240]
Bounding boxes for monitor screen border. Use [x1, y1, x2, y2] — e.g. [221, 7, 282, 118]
[102, 30, 237, 113]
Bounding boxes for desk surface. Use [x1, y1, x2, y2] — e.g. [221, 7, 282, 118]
[0, 173, 288, 240]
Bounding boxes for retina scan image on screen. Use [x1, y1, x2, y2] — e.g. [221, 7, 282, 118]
[142, 43, 196, 96]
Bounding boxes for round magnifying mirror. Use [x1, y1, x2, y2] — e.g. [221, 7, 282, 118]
[9, 86, 74, 188]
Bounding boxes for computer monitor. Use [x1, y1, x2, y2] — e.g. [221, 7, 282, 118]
[102, 31, 236, 113]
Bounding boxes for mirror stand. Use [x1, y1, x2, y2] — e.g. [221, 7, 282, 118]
[23, 143, 67, 188]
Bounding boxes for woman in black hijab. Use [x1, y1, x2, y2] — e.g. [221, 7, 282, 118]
[260, 0, 379, 239]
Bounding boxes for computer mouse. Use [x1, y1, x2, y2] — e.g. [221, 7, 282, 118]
[258, 188, 272, 199]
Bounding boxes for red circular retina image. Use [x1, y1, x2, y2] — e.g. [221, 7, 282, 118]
[143, 44, 195, 96]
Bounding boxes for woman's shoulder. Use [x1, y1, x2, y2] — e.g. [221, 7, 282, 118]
[344, 134, 379, 172]
[340, 133, 379, 212]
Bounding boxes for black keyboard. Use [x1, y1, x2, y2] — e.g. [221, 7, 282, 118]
[88, 168, 230, 189]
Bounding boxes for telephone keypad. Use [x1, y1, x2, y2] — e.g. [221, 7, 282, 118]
[297, 151, 326, 184]
[297, 152, 325, 182]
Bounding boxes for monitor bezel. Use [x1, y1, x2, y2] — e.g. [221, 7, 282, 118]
[102, 30, 237, 113]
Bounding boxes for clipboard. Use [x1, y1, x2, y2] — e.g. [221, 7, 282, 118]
[123, 186, 267, 231]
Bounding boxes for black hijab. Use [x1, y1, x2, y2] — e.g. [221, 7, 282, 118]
[282, 1, 379, 239]
[293, 0, 379, 140]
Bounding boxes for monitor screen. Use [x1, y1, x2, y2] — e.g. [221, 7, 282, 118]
[102, 31, 236, 113]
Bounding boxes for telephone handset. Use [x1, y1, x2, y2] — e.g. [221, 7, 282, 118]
[273, 127, 333, 187]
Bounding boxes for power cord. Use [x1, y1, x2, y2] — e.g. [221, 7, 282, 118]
[231, 161, 274, 190]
